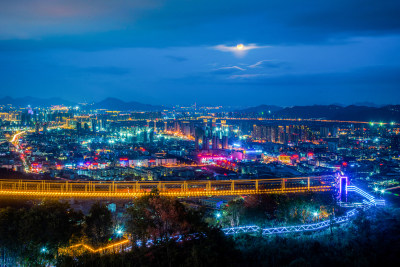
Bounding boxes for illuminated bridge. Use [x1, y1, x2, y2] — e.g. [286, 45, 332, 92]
[0, 176, 333, 199]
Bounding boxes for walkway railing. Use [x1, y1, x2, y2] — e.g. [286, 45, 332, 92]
[222, 185, 384, 236]
[347, 185, 385, 206]
[0, 176, 333, 198]
[61, 184, 384, 254]
[223, 209, 357, 235]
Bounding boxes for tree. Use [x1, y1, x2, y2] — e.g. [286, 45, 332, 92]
[84, 202, 113, 246]
[18, 200, 83, 265]
[126, 192, 208, 245]
[0, 207, 24, 266]
[223, 198, 245, 227]
[351, 209, 371, 239]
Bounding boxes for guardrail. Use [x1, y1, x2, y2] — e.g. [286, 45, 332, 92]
[0, 176, 333, 198]
[61, 183, 384, 254]
[223, 185, 384, 236]
[347, 185, 385, 206]
[223, 208, 357, 235]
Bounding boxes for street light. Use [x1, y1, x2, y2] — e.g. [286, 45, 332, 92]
[380, 189, 385, 194]
[115, 225, 124, 237]
[216, 213, 221, 219]
[313, 212, 319, 217]
[374, 187, 378, 192]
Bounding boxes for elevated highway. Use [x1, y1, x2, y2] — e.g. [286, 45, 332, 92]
[0, 176, 333, 198]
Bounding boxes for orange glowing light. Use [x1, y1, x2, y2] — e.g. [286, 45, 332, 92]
[236, 44, 244, 50]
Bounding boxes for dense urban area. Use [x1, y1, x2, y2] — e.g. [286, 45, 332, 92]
[1, 102, 400, 188]
[2, 0, 400, 265]
[0, 101, 399, 266]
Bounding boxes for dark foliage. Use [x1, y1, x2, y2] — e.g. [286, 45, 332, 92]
[222, 192, 337, 227]
[126, 190, 210, 244]
[84, 202, 113, 246]
[58, 229, 240, 267]
[0, 200, 83, 266]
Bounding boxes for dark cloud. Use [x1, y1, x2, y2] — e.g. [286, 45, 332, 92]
[0, 0, 400, 50]
[166, 66, 400, 105]
[290, 1, 400, 34]
[229, 66, 400, 86]
[0, 0, 398, 106]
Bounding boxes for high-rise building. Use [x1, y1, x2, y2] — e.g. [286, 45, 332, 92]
[212, 135, 218, 150]
[222, 136, 228, 149]
[91, 118, 97, 133]
[202, 135, 209, 150]
[149, 130, 154, 143]
[320, 127, 330, 138]
[194, 127, 203, 151]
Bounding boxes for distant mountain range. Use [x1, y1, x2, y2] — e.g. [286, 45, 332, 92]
[239, 105, 283, 113]
[1, 96, 398, 121]
[92, 97, 165, 111]
[239, 104, 400, 122]
[0, 96, 165, 111]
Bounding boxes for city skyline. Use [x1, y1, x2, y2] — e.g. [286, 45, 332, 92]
[1, 0, 400, 106]
[1, 1, 400, 266]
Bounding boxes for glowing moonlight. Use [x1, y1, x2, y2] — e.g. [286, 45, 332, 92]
[236, 44, 244, 50]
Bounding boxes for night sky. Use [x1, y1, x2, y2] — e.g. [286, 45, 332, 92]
[1, 0, 399, 106]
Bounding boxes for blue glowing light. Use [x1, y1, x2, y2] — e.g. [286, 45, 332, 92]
[223, 185, 385, 236]
[115, 225, 125, 237]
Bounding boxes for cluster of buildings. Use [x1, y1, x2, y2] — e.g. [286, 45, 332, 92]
[0, 103, 400, 194]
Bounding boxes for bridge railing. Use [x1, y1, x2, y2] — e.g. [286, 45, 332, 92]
[222, 184, 384, 236]
[0, 176, 334, 197]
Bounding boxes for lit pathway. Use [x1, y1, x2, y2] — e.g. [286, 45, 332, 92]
[0, 176, 333, 198]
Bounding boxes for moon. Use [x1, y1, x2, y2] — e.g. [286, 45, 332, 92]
[236, 44, 244, 50]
